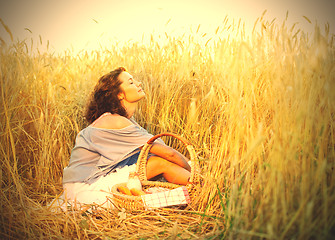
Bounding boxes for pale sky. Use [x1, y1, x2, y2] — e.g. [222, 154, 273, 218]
[0, 0, 334, 54]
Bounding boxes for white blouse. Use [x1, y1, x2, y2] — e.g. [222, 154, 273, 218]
[62, 116, 164, 184]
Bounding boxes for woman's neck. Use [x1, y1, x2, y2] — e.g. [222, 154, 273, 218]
[123, 101, 138, 118]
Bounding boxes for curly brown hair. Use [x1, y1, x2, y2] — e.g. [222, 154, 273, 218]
[85, 67, 127, 123]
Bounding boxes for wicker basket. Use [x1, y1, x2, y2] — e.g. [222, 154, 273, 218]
[111, 132, 200, 211]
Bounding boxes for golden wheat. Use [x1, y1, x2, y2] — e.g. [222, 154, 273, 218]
[0, 15, 334, 239]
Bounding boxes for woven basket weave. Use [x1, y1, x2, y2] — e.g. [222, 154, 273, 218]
[111, 132, 200, 211]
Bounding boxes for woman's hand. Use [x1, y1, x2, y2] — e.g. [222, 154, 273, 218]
[148, 143, 191, 171]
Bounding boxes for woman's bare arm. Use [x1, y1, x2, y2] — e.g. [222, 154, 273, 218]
[148, 143, 191, 171]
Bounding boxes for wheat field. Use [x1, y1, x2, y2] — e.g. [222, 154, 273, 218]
[1, 15, 335, 239]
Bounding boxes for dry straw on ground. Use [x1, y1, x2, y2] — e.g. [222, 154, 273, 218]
[1, 15, 335, 239]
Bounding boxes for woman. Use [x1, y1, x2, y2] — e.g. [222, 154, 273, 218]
[62, 67, 191, 207]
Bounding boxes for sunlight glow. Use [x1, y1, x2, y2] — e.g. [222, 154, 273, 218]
[0, 0, 334, 54]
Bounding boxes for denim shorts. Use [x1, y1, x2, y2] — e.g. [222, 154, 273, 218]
[113, 151, 140, 170]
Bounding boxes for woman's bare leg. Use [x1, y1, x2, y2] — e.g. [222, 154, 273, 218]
[146, 156, 190, 185]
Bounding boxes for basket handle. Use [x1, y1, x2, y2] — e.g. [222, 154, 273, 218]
[136, 132, 200, 185]
[146, 132, 191, 146]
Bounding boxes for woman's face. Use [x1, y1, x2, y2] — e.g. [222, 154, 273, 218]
[118, 71, 145, 103]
